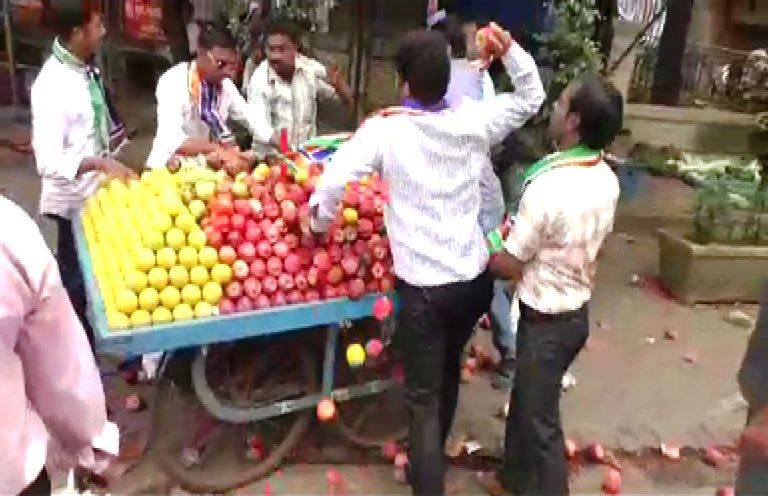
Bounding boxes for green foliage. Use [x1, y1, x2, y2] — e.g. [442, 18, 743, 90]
[535, 0, 603, 114]
[693, 174, 768, 245]
[218, 0, 315, 52]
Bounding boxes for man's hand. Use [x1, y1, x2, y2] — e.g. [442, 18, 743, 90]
[329, 64, 353, 107]
[475, 22, 514, 69]
[80, 157, 136, 181]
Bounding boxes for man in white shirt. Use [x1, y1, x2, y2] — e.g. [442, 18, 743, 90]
[32, 5, 136, 348]
[482, 75, 623, 496]
[0, 196, 111, 496]
[309, 26, 544, 495]
[247, 19, 353, 152]
[147, 24, 275, 168]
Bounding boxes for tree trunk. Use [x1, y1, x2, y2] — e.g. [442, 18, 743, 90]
[651, 0, 694, 106]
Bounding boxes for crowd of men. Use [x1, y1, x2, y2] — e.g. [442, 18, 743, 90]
[7, 2, 767, 496]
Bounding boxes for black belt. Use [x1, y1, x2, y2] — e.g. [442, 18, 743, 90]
[519, 302, 587, 322]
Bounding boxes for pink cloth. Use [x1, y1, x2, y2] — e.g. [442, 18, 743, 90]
[0, 196, 107, 494]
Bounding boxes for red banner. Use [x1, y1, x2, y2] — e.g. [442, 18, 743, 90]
[123, 0, 166, 42]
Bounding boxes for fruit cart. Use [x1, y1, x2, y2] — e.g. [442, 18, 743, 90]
[73, 139, 407, 491]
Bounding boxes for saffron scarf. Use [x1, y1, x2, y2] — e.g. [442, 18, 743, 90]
[52, 38, 125, 154]
[187, 61, 234, 143]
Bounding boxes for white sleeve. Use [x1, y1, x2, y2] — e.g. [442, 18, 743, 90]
[481, 70, 496, 100]
[147, 70, 189, 168]
[459, 43, 545, 148]
[31, 80, 85, 181]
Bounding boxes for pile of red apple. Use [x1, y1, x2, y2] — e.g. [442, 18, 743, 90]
[200, 161, 394, 315]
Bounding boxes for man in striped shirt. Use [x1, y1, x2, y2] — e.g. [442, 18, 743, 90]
[32, 4, 135, 347]
[309, 25, 544, 495]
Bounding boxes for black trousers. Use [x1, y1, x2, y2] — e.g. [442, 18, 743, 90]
[19, 469, 51, 496]
[499, 303, 589, 496]
[396, 270, 493, 496]
[48, 215, 95, 350]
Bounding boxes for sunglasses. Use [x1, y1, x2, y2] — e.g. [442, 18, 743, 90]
[207, 52, 238, 71]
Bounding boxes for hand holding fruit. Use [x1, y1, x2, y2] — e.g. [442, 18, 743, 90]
[475, 22, 514, 69]
[99, 157, 137, 181]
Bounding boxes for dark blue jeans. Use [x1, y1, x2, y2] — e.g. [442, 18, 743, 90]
[490, 280, 517, 361]
[48, 214, 94, 349]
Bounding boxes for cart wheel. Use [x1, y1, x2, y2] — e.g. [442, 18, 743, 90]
[155, 339, 318, 492]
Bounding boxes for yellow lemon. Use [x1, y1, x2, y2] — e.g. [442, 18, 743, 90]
[294, 167, 309, 184]
[346, 343, 366, 367]
[166, 228, 186, 251]
[173, 303, 194, 321]
[190, 266, 209, 286]
[108, 311, 130, 331]
[156, 247, 177, 269]
[152, 306, 173, 325]
[138, 287, 160, 312]
[115, 289, 138, 315]
[178, 246, 198, 269]
[144, 230, 165, 251]
[199, 247, 218, 269]
[210, 263, 232, 284]
[126, 270, 148, 293]
[169, 266, 189, 288]
[342, 208, 359, 225]
[194, 301, 214, 318]
[188, 199, 207, 219]
[181, 284, 202, 306]
[160, 286, 181, 310]
[202, 281, 223, 305]
[161, 191, 183, 217]
[175, 212, 196, 234]
[130, 309, 152, 328]
[152, 213, 173, 232]
[147, 267, 169, 291]
[188, 229, 207, 250]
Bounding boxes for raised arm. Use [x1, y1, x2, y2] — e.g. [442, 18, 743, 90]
[462, 29, 545, 147]
[308, 119, 384, 233]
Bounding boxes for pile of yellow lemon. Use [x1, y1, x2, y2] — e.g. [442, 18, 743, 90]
[82, 166, 231, 331]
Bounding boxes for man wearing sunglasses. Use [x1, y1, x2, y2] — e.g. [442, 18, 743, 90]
[147, 24, 276, 169]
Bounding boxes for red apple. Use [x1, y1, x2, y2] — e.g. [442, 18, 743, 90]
[231, 213, 246, 231]
[306, 267, 320, 287]
[602, 468, 622, 495]
[331, 227, 345, 245]
[280, 200, 297, 224]
[373, 215, 386, 233]
[285, 233, 299, 251]
[357, 218, 374, 239]
[327, 266, 344, 285]
[359, 195, 376, 217]
[243, 277, 262, 299]
[288, 183, 306, 205]
[271, 291, 287, 307]
[238, 242, 257, 263]
[336, 282, 348, 298]
[274, 241, 289, 259]
[206, 228, 224, 249]
[295, 271, 309, 291]
[255, 294, 271, 309]
[267, 256, 283, 277]
[235, 296, 254, 313]
[287, 289, 303, 305]
[341, 254, 360, 276]
[249, 198, 264, 219]
[284, 254, 302, 275]
[278, 273, 294, 291]
[245, 226, 262, 243]
[343, 225, 358, 243]
[233, 199, 251, 216]
[259, 218, 272, 233]
[212, 214, 230, 231]
[256, 240, 272, 259]
[232, 260, 250, 281]
[348, 278, 366, 300]
[262, 276, 278, 295]
[322, 286, 339, 300]
[265, 225, 281, 244]
[313, 250, 331, 271]
[226, 230, 243, 247]
[225, 281, 243, 300]
[305, 289, 320, 302]
[371, 261, 385, 279]
[219, 245, 237, 265]
[370, 238, 388, 260]
[219, 298, 236, 315]
[250, 259, 266, 278]
[264, 201, 280, 220]
[273, 183, 288, 203]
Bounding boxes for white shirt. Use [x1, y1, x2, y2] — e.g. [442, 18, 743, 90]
[504, 161, 620, 313]
[31, 55, 104, 219]
[445, 58, 495, 110]
[147, 62, 273, 168]
[247, 57, 338, 152]
[310, 43, 544, 287]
